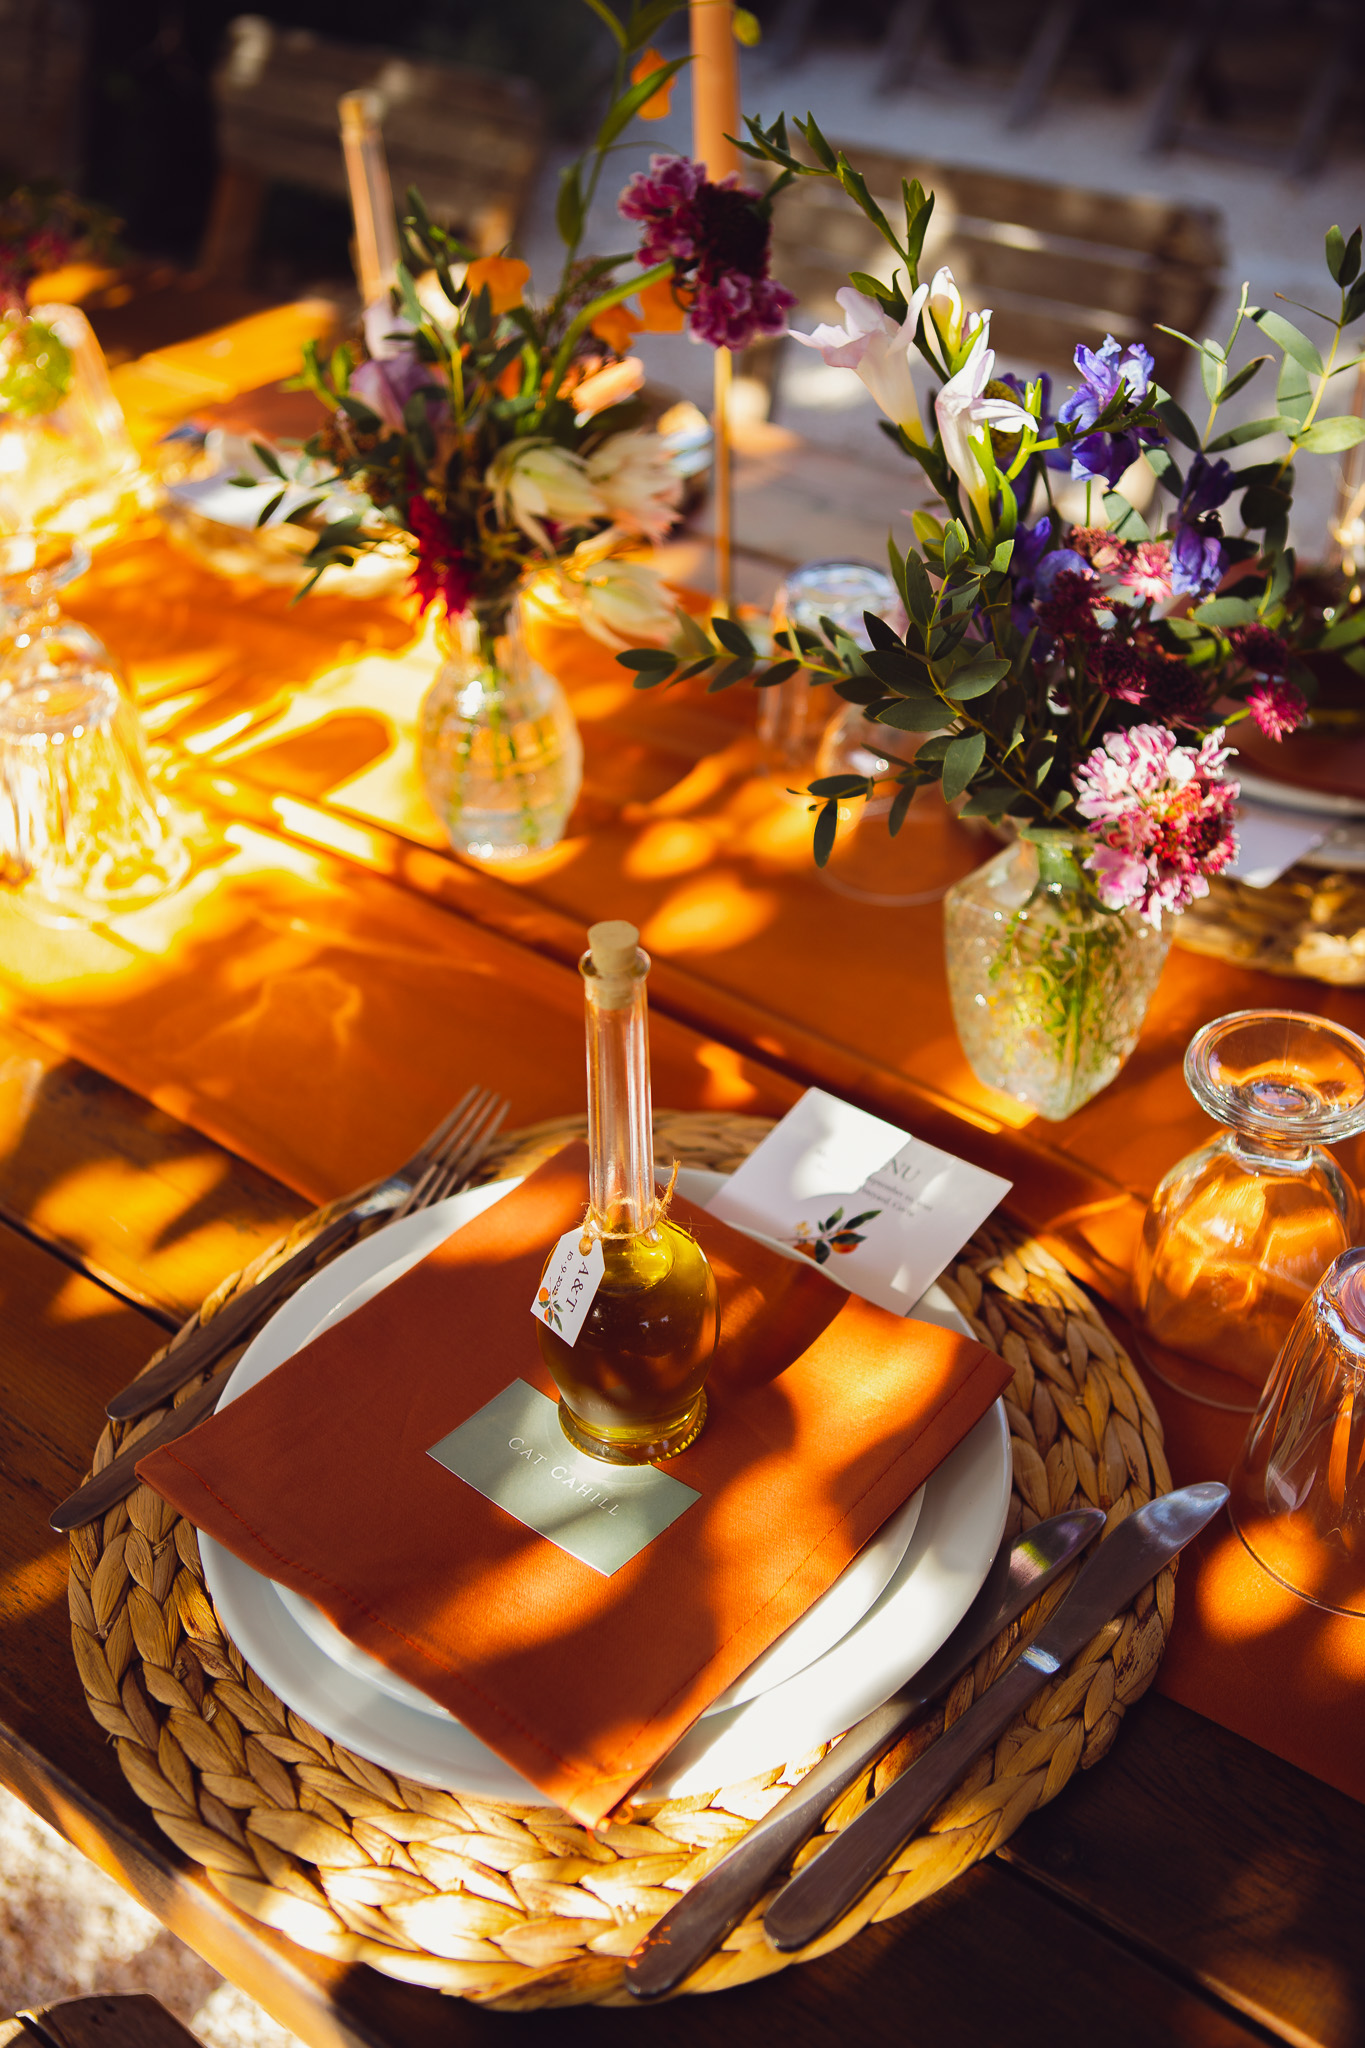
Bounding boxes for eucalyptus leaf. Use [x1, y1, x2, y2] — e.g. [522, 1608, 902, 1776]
[1253, 307, 1324, 378]
[812, 800, 839, 868]
[712, 614, 756, 658]
[875, 693, 948, 731]
[1192, 595, 1260, 626]
[1102, 490, 1150, 541]
[888, 783, 914, 836]
[945, 656, 1009, 699]
[1296, 415, 1365, 453]
[941, 730, 986, 801]
[1205, 416, 1296, 452]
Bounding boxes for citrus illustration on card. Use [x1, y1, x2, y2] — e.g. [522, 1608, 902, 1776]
[791, 1205, 881, 1263]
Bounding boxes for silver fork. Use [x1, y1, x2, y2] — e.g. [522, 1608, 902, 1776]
[105, 1088, 509, 1424]
[53, 1090, 510, 1532]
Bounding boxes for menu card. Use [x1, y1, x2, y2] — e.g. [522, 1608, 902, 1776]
[707, 1087, 1011, 1315]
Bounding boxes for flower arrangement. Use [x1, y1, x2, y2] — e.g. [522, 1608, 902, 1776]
[0, 182, 118, 419]
[280, 2, 791, 647]
[623, 114, 1365, 933]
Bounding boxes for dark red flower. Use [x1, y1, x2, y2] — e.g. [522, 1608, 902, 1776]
[1229, 624, 1290, 676]
[406, 493, 476, 617]
[1037, 568, 1102, 643]
[618, 153, 794, 352]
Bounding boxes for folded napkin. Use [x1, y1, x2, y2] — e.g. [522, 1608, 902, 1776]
[140, 1142, 1008, 1825]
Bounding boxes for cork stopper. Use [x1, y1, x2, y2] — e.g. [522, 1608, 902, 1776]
[587, 920, 643, 1010]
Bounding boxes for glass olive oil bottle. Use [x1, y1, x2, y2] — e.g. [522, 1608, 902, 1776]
[537, 920, 719, 1462]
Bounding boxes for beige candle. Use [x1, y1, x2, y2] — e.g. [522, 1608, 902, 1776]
[689, 0, 740, 179]
[338, 90, 400, 307]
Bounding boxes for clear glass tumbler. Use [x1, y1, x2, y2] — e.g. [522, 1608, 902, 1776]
[759, 560, 906, 786]
[1134, 1010, 1365, 1412]
[0, 656, 188, 920]
[1229, 1247, 1365, 1615]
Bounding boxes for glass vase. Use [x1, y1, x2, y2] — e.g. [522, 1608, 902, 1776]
[418, 597, 583, 861]
[943, 831, 1172, 1121]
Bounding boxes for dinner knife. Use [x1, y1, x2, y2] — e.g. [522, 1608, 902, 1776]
[103, 1194, 391, 1424]
[51, 1371, 226, 1532]
[763, 1480, 1228, 1953]
[625, 1505, 1104, 2000]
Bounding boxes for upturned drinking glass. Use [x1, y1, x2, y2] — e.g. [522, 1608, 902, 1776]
[759, 560, 906, 785]
[1135, 1010, 1365, 1411]
[0, 654, 188, 920]
[1229, 1247, 1365, 1615]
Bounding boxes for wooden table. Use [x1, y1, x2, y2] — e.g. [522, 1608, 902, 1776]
[2, 998, 1364, 2048]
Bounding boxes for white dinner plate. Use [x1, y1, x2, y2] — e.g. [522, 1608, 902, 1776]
[201, 1169, 1010, 1798]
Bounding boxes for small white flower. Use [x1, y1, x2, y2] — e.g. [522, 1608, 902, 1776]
[789, 285, 930, 443]
[585, 430, 682, 543]
[486, 440, 607, 550]
[934, 330, 1033, 528]
[925, 265, 990, 370]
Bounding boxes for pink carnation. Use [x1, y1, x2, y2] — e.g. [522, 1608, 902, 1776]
[1246, 678, 1307, 740]
[1121, 541, 1173, 604]
[1073, 723, 1237, 924]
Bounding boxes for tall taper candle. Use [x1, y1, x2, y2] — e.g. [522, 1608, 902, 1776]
[690, 0, 739, 611]
[339, 90, 400, 308]
[689, 0, 740, 179]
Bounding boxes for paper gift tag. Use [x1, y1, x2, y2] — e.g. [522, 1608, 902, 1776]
[530, 1229, 604, 1347]
[708, 1087, 1010, 1317]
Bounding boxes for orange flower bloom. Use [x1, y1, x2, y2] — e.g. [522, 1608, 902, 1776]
[464, 255, 530, 315]
[637, 272, 688, 333]
[590, 301, 645, 354]
[631, 46, 674, 118]
[496, 354, 524, 398]
[569, 356, 645, 418]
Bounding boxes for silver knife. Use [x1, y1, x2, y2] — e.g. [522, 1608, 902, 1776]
[625, 1506, 1104, 2001]
[103, 1189, 399, 1424]
[764, 1481, 1228, 1954]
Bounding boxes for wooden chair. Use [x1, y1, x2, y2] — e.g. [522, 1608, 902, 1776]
[2, 1996, 203, 2048]
[756, 145, 1223, 405]
[0, 0, 89, 187]
[198, 15, 546, 287]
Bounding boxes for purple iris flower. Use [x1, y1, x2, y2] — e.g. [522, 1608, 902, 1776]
[351, 302, 446, 432]
[1169, 453, 1236, 597]
[1057, 337, 1156, 486]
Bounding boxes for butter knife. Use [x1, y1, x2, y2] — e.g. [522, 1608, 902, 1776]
[626, 1506, 1104, 2000]
[764, 1481, 1228, 1953]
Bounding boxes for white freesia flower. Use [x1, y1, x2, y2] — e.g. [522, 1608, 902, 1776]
[934, 329, 1034, 528]
[585, 430, 682, 543]
[789, 284, 930, 444]
[486, 439, 607, 550]
[554, 539, 680, 650]
[926, 266, 990, 370]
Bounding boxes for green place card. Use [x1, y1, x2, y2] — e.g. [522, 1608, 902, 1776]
[427, 1380, 699, 1576]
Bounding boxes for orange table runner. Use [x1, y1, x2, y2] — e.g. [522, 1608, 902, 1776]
[16, 309, 1361, 1811]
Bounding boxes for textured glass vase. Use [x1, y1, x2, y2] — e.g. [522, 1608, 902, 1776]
[944, 832, 1172, 1121]
[419, 598, 583, 861]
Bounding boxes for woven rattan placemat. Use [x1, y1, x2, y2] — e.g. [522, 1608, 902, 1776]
[68, 1111, 1174, 2009]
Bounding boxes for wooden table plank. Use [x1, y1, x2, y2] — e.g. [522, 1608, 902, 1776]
[0, 1014, 307, 1326]
[1003, 1693, 1365, 2048]
[0, 1215, 1278, 2047]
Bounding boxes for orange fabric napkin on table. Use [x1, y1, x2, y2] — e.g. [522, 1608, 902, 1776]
[139, 1142, 1008, 1827]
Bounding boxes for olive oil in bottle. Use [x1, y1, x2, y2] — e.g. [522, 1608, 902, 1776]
[537, 920, 719, 1462]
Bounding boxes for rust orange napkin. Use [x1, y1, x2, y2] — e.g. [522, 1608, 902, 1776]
[140, 1142, 1007, 1825]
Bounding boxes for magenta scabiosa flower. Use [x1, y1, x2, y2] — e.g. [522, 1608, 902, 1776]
[618, 153, 794, 352]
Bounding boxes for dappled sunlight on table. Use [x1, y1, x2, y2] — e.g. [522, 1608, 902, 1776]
[642, 875, 781, 956]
